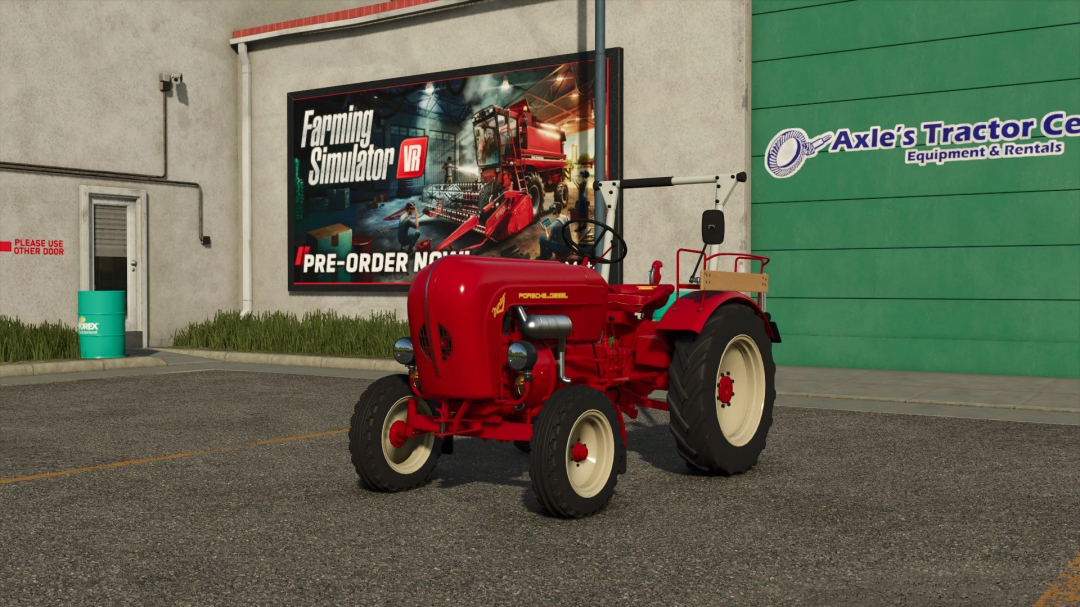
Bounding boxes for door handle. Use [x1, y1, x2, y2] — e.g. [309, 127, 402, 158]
[131, 260, 137, 272]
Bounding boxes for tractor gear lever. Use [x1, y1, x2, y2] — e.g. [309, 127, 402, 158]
[556, 338, 571, 384]
[648, 260, 663, 285]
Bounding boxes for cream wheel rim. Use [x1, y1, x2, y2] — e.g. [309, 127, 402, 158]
[381, 396, 435, 475]
[715, 334, 765, 447]
[565, 409, 615, 498]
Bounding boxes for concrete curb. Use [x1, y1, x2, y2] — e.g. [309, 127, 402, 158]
[158, 348, 403, 372]
[7, 349, 1073, 416]
[0, 356, 167, 378]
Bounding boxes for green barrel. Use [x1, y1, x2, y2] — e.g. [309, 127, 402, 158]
[77, 291, 126, 359]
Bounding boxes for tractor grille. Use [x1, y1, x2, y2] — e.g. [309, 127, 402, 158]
[437, 325, 452, 361]
[417, 325, 433, 360]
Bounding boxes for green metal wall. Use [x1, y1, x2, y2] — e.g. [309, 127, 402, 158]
[750, 0, 1080, 378]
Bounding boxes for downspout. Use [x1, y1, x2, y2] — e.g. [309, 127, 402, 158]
[239, 43, 253, 316]
[592, 0, 607, 272]
[594, 0, 605, 223]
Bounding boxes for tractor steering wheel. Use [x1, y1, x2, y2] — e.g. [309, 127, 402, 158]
[560, 218, 627, 264]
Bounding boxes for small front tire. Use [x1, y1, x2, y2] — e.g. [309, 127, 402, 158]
[529, 386, 625, 518]
[349, 374, 442, 491]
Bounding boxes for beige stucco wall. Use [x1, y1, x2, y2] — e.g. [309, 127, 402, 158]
[0, 0, 366, 345]
[0, 0, 751, 345]
[247, 0, 752, 319]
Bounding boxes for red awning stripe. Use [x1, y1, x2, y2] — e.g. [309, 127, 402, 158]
[231, 0, 446, 42]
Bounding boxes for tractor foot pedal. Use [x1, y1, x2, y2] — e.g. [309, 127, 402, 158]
[441, 435, 454, 454]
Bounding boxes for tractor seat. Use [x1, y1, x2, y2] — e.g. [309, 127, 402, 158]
[607, 284, 675, 315]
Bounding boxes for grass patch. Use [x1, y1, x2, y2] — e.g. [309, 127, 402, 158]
[0, 316, 80, 363]
[172, 310, 408, 358]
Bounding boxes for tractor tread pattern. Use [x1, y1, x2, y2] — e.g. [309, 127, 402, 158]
[666, 305, 776, 475]
[529, 386, 624, 518]
[526, 172, 546, 217]
[349, 374, 441, 492]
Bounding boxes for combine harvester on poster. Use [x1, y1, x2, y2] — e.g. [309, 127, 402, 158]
[402, 100, 571, 253]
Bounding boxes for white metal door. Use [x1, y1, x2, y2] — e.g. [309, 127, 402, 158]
[90, 198, 140, 333]
[123, 203, 137, 332]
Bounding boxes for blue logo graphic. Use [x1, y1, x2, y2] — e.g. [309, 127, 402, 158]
[764, 128, 834, 178]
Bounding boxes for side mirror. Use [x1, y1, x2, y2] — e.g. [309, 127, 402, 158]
[701, 210, 725, 245]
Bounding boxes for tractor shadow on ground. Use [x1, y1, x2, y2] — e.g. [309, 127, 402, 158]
[623, 408, 700, 476]
[429, 437, 533, 491]
[417, 409, 701, 518]
[427, 438, 558, 516]
[429, 408, 694, 480]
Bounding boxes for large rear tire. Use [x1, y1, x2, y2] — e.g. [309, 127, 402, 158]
[349, 374, 442, 491]
[529, 386, 625, 518]
[667, 304, 775, 475]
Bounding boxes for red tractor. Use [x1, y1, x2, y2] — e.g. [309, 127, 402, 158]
[416, 101, 569, 251]
[350, 172, 780, 517]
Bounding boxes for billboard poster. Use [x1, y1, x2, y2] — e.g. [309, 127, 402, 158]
[287, 50, 623, 292]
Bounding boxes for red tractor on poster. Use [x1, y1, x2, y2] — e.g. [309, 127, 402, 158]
[350, 172, 781, 517]
[405, 100, 570, 252]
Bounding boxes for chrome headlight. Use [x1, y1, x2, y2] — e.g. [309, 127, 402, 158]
[507, 341, 537, 371]
[393, 337, 415, 365]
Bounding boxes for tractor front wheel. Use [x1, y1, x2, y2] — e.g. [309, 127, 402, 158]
[667, 304, 776, 475]
[529, 386, 625, 518]
[349, 374, 442, 491]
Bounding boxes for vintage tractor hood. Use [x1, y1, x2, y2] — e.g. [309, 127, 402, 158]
[407, 255, 609, 400]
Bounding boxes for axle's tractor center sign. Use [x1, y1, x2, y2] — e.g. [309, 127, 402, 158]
[765, 110, 1080, 178]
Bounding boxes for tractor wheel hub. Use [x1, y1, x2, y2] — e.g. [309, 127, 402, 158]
[571, 441, 589, 463]
[388, 420, 409, 448]
[717, 375, 735, 404]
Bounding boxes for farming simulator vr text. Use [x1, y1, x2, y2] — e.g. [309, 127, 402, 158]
[300, 107, 399, 185]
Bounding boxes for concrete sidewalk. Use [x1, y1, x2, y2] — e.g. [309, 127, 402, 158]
[776, 366, 1079, 412]
[2, 348, 1077, 424]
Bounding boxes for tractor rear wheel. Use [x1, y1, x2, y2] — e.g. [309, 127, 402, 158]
[526, 173, 545, 218]
[529, 386, 625, 518]
[349, 374, 442, 491]
[667, 304, 775, 475]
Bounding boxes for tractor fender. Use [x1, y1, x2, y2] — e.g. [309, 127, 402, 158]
[656, 291, 777, 341]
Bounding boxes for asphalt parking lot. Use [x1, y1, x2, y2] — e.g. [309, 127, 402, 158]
[1, 370, 1077, 605]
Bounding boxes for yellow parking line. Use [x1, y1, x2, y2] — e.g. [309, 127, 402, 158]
[1035, 551, 1080, 607]
[0, 428, 349, 486]
[246, 428, 348, 446]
